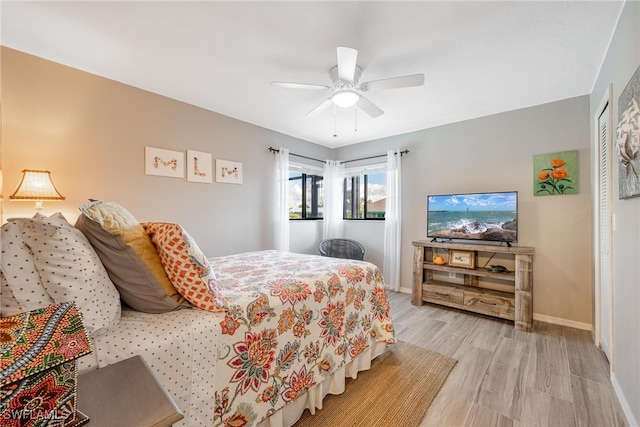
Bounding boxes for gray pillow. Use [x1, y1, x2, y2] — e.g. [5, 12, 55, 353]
[74, 200, 190, 313]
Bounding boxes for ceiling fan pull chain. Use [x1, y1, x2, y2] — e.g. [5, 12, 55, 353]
[333, 105, 338, 138]
[354, 108, 358, 132]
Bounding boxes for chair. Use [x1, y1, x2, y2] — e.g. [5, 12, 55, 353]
[318, 238, 365, 261]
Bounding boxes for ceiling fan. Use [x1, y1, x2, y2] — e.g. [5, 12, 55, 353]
[271, 47, 425, 118]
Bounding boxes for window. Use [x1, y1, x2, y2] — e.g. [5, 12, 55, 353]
[343, 171, 387, 219]
[288, 171, 323, 219]
[286, 163, 385, 220]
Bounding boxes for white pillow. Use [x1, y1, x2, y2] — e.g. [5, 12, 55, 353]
[0, 219, 54, 315]
[20, 213, 121, 337]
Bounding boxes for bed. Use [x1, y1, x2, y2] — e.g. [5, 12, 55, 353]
[0, 201, 395, 427]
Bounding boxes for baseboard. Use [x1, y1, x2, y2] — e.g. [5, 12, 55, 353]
[533, 313, 592, 331]
[399, 287, 412, 294]
[612, 374, 640, 427]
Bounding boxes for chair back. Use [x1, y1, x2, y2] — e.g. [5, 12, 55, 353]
[318, 238, 365, 261]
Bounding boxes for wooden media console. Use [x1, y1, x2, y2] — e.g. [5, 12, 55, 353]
[412, 240, 534, 331]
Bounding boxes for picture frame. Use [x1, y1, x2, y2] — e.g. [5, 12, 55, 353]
[448, 249, 475, 269]
[144, 146, 184, 178]
[216, 159, 243, 184]
[616, 64, 640, 199]
[186, 150, 213, 183]
[533, 149, 578, 196]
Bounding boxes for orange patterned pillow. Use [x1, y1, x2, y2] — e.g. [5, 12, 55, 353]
[143, 222, 226, 312]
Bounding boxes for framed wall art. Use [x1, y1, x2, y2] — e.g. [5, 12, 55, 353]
[533, 150, 578, 196]
[216, 159, 243, 184]
[187, 150, 213, 183]
[145, 147, 184, 178]
[616, 64, 640, 199]
[448, 249, 475, 269]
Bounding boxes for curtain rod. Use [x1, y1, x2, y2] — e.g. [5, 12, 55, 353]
[268, 147, 324, 163]
[268, 147, 409, 164]
[343, 150, 409, 164]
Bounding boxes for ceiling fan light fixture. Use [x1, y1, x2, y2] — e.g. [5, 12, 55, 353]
[331, 90, 359, 108]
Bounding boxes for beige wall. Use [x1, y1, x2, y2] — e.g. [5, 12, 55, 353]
[1, 47, 330, 256]
[2, 47, 593, 328]
[4, 9, 639, 420]
[335, 96, 594, 327]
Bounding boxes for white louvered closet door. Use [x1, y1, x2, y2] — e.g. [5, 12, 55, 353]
[597, 100, 613, 362]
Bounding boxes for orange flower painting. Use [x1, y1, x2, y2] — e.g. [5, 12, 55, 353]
[533, 150, 578, 196]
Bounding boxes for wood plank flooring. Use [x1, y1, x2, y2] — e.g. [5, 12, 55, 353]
[387, 291, 628, 427]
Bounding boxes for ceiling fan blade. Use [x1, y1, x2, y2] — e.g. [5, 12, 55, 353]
[306, 97, 333, 117]
[271, 81, 330, 90]
[356, 95, 384, 118]
[361, 73, 425, 91]
[337, 46, 358, 82]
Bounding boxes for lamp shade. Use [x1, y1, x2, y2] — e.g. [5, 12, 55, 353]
[10, 170, 65, 201]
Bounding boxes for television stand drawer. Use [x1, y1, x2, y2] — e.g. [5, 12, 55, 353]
[423, 282, 464, 305]
[463, 288, 515, 320]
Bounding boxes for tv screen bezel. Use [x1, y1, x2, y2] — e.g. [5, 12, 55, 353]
[426, 191, 518, 244]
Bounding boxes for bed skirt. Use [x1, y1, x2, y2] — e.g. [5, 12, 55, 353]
[257, 340, 389, 427]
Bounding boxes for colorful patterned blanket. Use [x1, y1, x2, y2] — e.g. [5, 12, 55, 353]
[209, 250, 395, 426]
[1, 302, 92, 426]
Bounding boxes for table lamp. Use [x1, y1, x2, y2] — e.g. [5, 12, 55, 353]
[9, 169, 65, 210]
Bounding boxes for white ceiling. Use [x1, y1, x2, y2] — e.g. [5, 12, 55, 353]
[1, 1, 624, 148]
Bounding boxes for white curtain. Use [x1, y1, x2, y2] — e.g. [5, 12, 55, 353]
[322, 160, 345, 239]
[383, 150, 402, 291]
[274, 147, 290, 251]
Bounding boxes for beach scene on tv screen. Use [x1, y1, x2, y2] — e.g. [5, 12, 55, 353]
[427, 192, 517, 242]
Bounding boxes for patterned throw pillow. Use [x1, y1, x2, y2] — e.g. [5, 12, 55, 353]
[75, 200, 190, 313]
[20, 213, 121, 337]
[143, 222, 226, 312]
[0, 218, 54, 315]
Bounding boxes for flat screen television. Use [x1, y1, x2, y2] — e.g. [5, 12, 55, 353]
[427, 191, 518, 243]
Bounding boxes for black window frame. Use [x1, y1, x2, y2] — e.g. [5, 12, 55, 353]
[289, 173, 323, 220]
[343, 173, 386, 221]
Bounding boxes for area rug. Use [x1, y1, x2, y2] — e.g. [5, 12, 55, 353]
[294, 341, 457, 427]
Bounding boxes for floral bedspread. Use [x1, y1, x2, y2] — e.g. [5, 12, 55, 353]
[208, 250, 395, 426]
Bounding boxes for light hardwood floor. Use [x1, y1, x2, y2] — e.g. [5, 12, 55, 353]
[387, 291, 629, 427]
